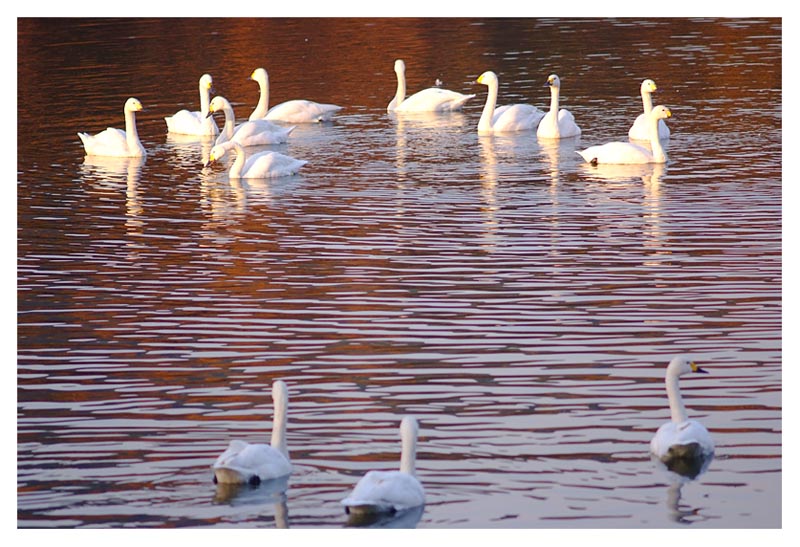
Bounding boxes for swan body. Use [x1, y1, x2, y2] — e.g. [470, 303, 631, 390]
[476, 71, 544, 134]
[249, 67, 342, 123]
[213, 380, 292, 484]
[536, 74, 581, 139]
[650, 356, 715, 463]
[388, 59, 474, 113]
[341, 416, 425, 514]
[208, 96, 295, 147]
[629, 79, 671, 141]
[78, 98, 146, 158]
[164, 73, 219, 136]
[207, 141, 307, 179]
[577, 105, 672, 164]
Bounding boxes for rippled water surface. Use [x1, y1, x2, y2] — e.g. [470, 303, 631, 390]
[17, 18, 781, 529]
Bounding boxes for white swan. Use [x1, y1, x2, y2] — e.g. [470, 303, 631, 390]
[341, 416, 425, 515]
[213, 380, 292, 484]
[629, 79, 671, 141]
[536, 74, 581, 139]
[577, 105, 672, 165]
[206, 141, 307, 179]
[476, 71, 545, 134]
[208, 96, 295, 147]
[78, 98, 146, 158]
[650, 356, 715, 463]
[388, 59, 475, 113]
[164, 73, 219, 136]
[248, 67, 343, 123]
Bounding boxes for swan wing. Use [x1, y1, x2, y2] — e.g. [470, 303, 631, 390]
[266, 99, 343, 123]
[242, 151, 308, 179]
[651, 420, 715, 459]
[629, 115, 671, 141]
[165, 109, 218, 136]
[395, 87, 475, 112]
[492, 104, 544, 132]
[232, 120, 294, 145]
[213, 440, 292, 483]
[341, 470, 425, 512]
[577, 141, 654, 164]
[78, 127, 131, 157]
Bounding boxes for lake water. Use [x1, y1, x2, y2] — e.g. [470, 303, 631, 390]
[16, 18, 781, 530]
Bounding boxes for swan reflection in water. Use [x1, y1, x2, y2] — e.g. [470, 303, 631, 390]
[80, 155, 145, 235]
[345, 504, 424, 529]
[213, 475, 290, 528]
[652, 451, 714, 525]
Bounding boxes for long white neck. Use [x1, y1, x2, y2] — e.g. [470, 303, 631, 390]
[124, 107, 144, 157]
[393, 68, 406, 109]
[199, 80, 211, 117]
[221, 101, 236, 141]
[649, 114, 667, 163]
[270, 382, 289, 459]
[641, 88, 654, 115]
[478, 79, 498, 133]
[665, 369, 689, 423]
[250, 74, 270, 120]
[549, 84, 560, 116]
[227, 142, 246, 179]
[399, 418, 417, 475]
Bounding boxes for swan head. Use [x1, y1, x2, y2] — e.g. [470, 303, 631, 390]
[206, 143, 231, 166]
[207, 96, 230, 117]
[641, 79, 658, 93]
[651, 105, 672, 120]
[476, 71, 498, 86]
[200, 74, 213, 90]
[124, 97, 144, 113]
[250, 67, 268, 83]
[394, 59, 406, 75]
[667, 355, 708, 378]
[545, 74, 561, 88]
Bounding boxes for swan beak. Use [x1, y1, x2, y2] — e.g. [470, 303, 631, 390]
[690, 362, 708, 374]
[665, 108, 672, 118]
[206, 109, 214, 118]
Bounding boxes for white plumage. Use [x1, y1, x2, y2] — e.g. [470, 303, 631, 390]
[341, 416, 425, 515]
[476, 71, 544, 134]
[388, 59, 474, 113]
[164, 73, 219, 136]
[208, 96, 295, 147]
[212, 380, 293, 484]
[78, 97, 146, 158]
[206, 141, 307, 179]
[629, 79, 671, 141]
[248, 67, 342, 123]
[536, 74, 581, 139]
[577, 105, 673, 165]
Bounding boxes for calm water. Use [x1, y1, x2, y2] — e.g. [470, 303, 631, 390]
[17, 18, 781, 529]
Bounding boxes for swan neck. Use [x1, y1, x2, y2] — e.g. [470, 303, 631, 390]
[549, 85, 560, 114]
[650, 114, 667, 162]
[222, 103, 236, 141]
[270, 390, 289, 459]
[228, 142, 245, 178]
[252, 75, 269, 119]
[394, 68, 406, 108]
[666, 369, 689, 423]
[642, 89, 654, 114]
[199, 81, 211, 116]
[124, 107, 143, 155]
[400, 427, 417, 475]
[478, 79, 498, 132]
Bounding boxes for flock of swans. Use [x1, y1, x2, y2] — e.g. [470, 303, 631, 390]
[78, 60, 674, 180]
[209, 355, 713, 522]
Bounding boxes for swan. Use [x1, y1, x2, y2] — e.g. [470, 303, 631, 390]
[629, 79, 671, 141]
[650, 356, 715, 464]
[248, 67, 342, 123]
[536, 74, 581, 139]
[476, 71, 545, 134]
[212, 380, 292, 484]
[341, 416, 425, 515]
[577, 105, 672, 165]
[164, 73, 219, 136]
[388, 59, 475, 113]
[208, 96, 295, 147]
[206, 141, 307, 179]
[78, 98, 146, 158]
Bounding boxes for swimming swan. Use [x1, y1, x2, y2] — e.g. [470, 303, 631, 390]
[577, 105, 672, 165]
[476, 71, 545, 134]
[248, 67, 343, 123]
[341, 416, 425, 515]
[650, 356, 715, 464]
[212, 380, 293, 484]
[206, 141, 307, 179]
[78, 98, 146, 158]
[388, 59, 475, 113]
[536, 74, 581, 139]
[208, 96, 295, 147]
[629, 79, 671, 141]
[164, 73, 219, 136]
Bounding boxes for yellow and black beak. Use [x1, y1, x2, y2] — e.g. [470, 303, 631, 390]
[690, 362, 709, 374]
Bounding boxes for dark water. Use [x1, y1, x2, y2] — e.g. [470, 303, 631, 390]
[17, 18, 781, 529]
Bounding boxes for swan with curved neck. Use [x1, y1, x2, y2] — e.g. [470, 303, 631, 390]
[206, 141, 307, 179]
[213, 380, 292, 484]
[476, 71, 544, 134]
[629, 79, 671, 141]
[650, 356, 715, 463]
[388, 59, 475, 113]
[164, 74, 219, 136]
[78, 97, 146, 158]
[248, 67, 342, 123]
[536, 74, 581, 139]
[208, 95, 294, 146]
[341, 416, 425, 515]
[577, 105, 672, 164]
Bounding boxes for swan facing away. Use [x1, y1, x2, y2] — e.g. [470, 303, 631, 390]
[213, 380, 292, 485]
[388, 59, 475, 113]
[476, 71, 545, 134]
[164, 73, 219, 136]
[208, 96, 295, 147]
[629, 79, 671, 141]
[536, 74, 581, 139]
[248, 67, 343, 123]
[206, 141, 307, 179]
[341, 416, 425, 516]
[78, 98, 146, 158]
[577, 105, 672, 165]
[650, 356, 715, 466]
